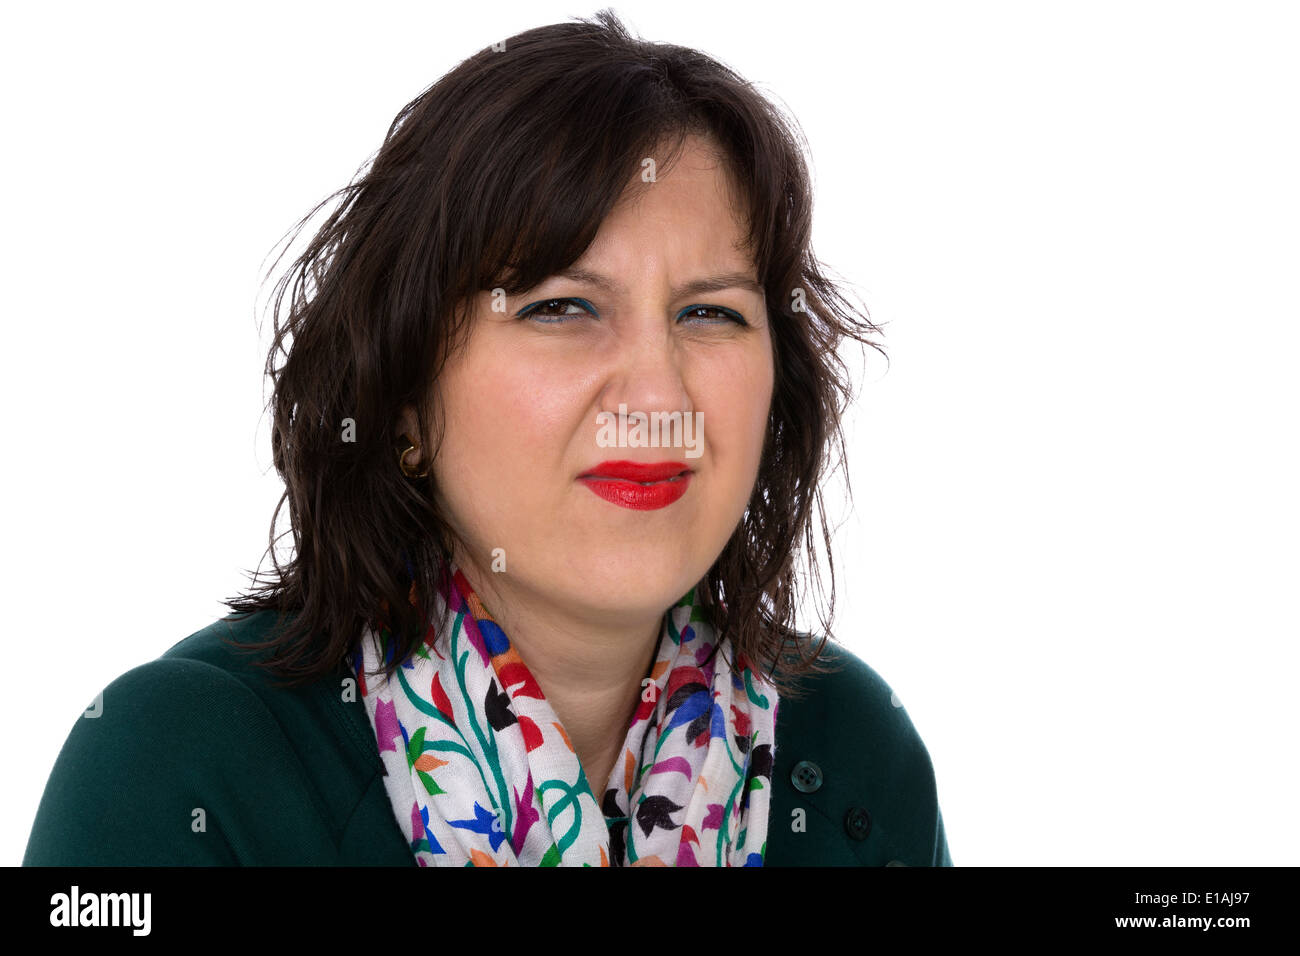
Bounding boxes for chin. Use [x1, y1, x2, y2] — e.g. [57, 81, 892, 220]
[566, 550, 707, 617]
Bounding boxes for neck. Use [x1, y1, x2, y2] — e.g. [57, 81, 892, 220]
[453, 555, 664, 798]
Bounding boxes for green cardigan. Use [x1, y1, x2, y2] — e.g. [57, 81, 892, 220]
[23, 610, 953, 867]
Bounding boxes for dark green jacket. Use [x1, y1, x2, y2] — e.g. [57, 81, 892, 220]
[23, 611, 952, 866]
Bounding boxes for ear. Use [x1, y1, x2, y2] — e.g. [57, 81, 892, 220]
[396, 404, 420, 449]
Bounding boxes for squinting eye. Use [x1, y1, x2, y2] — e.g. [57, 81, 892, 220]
[516, 298, 746, 326]
[516, 297, 596, 323]
[679, 305, 747, 326]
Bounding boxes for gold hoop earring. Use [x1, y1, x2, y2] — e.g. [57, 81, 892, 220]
[398, 434, 430, 479]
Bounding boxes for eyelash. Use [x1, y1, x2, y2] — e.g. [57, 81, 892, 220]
[516, 297, 747, 326]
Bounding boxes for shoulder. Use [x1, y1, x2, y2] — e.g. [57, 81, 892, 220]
[784, 639, 934, 770]
[23, 611, 392, 866]
[765, 638, 953, 866]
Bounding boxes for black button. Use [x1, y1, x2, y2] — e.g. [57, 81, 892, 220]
[790, 760, 823, 793]
[845, 806, 871, 840]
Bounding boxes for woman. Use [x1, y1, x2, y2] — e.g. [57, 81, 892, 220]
[24, 10, 951, 867]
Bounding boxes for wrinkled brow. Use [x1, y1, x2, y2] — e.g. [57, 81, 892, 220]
[552, 267, 764, 300]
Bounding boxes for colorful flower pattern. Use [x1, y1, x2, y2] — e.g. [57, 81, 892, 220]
[353, 566, 778, 866]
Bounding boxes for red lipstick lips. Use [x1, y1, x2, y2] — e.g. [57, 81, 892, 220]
[577, 460, 692, 510]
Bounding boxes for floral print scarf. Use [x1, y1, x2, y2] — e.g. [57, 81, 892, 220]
[352, 565, 779, 866]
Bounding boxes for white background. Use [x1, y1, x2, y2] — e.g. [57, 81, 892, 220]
[3, 0, 1296, 866]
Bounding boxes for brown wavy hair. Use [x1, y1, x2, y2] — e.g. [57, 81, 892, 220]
[223, 8, 886, 698]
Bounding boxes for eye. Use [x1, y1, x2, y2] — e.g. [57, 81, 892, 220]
[678, 304, 748, 326]
[516, 297, 597, 323]
[515, 298, 747, 326]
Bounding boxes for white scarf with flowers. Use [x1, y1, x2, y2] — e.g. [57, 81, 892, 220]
[352, 565, 779, 866]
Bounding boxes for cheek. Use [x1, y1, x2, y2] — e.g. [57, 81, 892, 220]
[434, 344, 582, 496]
[705, 345, 773, 458]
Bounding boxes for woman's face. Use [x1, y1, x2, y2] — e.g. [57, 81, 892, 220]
[410, 136, 774, 625]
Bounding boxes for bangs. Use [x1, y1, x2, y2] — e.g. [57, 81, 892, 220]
[414, 49, 790, 301]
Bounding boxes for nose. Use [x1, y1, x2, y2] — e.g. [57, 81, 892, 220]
[596, 310, 693, 421]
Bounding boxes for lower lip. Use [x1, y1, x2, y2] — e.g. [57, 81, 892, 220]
[578, 473, 692, 510]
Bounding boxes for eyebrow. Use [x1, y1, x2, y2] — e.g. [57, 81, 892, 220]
[550, 267, 765, 300]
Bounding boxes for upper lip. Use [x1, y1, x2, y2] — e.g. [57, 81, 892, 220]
[578, 460, 691, 482]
